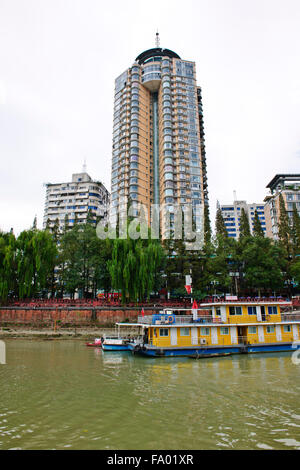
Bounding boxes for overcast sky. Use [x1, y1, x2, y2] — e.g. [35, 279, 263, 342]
[0, 0, 299, 234]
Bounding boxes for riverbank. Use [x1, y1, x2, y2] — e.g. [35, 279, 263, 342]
[0, 326, 139, 340]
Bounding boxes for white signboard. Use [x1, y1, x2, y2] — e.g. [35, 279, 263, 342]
[225, 295, 238, 301]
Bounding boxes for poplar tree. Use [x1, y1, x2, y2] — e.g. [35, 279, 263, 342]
[253, 209, 264, 238]
[291, 205, 300, 258]
[203, 204, 212, 247]
[215, 208, 228, 239]
[239, 208, 251, 239]
[278, 193, 291, 253]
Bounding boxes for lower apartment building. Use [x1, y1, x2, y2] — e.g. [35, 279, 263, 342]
[264, 174, 300, 240]
[43, 171, 110, 230]
[220, 200, 266, 239]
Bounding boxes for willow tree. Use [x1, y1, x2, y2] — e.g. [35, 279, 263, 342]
[16, 229, 57, 298]
[108, 232, 165, 303]
[0, 231, 17, 301]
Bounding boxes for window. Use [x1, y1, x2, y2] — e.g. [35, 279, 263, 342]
[216, 308, 221, 316]
[248, 306, 257, 315]
[220, 327, 229, 335]
[180, 328, 190, 336]
[248, 326, 257, 334]
[268, 306, 278, 315]
[229, 306, 242, 315]
[159, 328, 169, 337]
[283, 325, 291, 333]
[200, 327, 210, 336]
[266, 326, 275, 334]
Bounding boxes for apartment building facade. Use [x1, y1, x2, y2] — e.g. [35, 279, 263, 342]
[220, 200, 266, 239]
[264, 174, 300, 240]
[43, 172, 109, 230]
[110, 39, 208, 241]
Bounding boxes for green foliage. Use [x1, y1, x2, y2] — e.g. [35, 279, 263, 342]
[108, 232, 165, 303]
[239, 208, 251, 239]
[278, 193, 291, 255]
[16, 229, 57, 298]
[1, 202, 300, 302]
[242, 237, 284, 295]
[215, 208, 228, 239]
[253, 210, 264, 238]
[291, 205, 300, 258]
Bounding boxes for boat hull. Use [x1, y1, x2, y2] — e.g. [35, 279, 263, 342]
[102, 344, 130, 351]
[128, 342, 300, 357]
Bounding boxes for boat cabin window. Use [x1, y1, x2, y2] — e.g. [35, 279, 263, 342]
[268, 306, 278, 315]
[216, 308, 221, 316]
[248, 326, 257, 334]
[247, 306, 257, 315]
[220, 327, 229, 335]
[200, 327, 210, 336]
[159, 328, 169, 337]
[229, 306, 242, 315]
[180, 328, 190, 336]
[283, 325, 291, 333]
[266, 326, 275, 334]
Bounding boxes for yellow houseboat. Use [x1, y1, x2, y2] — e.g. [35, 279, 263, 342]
[116, 300, 300, 357]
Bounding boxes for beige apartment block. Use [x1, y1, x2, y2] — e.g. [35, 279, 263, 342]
[264, 174, 300, 240]
[109, 40, 208, 241]
[43, 171, 110, 230]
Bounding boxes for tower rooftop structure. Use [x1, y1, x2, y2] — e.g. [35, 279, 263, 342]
[135, 47, 181, 65]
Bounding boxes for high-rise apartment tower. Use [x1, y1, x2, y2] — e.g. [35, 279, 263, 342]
[110, 38, 208, 240]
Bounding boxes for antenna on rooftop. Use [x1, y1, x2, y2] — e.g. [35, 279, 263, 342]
[83, 159, 87, 173]
[155, 30, 160, 48]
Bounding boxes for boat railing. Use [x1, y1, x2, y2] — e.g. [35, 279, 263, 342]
[281, 313, 300, 322]
[137, 315, 222, 325]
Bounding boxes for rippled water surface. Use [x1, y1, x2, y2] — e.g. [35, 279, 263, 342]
[0, 340, 300, 450]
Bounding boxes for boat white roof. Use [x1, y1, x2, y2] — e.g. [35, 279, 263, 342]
[200, 301, 292, 307]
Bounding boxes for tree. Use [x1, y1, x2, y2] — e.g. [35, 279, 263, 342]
[239, 208, 251, 239]
[291, 205, 300, 259]
[108, 229, 165, 303]
[215, 208, 228, 239]
[0, 231, 17, 301]
[278, 193, 291, 255]
[16, 229, 57, 298]
[203, 204, 212, 247]
[242, 237, 284, 296]
[253, 210, 264, 238]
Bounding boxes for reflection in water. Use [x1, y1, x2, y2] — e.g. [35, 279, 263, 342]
[0, 341, 299, 450]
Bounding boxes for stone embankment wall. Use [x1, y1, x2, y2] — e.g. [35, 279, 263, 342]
[0, 307, 161, 327]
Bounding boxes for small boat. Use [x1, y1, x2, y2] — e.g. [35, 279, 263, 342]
[101, 335, 130, 351]
[85, 338, 102, 348]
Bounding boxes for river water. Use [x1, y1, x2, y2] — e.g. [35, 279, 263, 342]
[0, 339, 300, 450]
